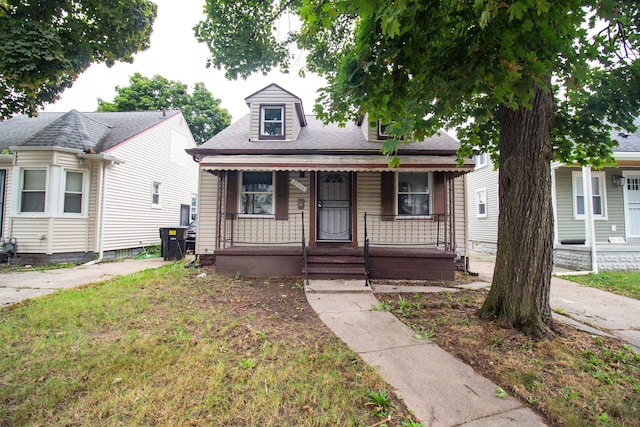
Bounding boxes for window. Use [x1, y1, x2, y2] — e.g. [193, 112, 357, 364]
[152, 182, 161, 207]
[476, 188, 487, 218]
[241, 172, 273, 215]
[474, 153, 488, 169]
[572, 171, 606, 219]
[397, 172, 430, 216]
[21, 169, 46, 213]
[63, 171, 83, 214]
[191, 193, 197, 219]
[260, 106, 284, 138]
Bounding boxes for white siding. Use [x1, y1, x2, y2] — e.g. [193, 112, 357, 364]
[102, 114, 199, 251]
[465, 157, 499, 248]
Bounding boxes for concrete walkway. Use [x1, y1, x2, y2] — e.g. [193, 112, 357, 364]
[305, 279, 546, 427]
[0, 258, 168, 306]
[468, 252, 640, 352]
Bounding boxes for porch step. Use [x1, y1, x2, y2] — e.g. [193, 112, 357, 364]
[304, 250, 366, 279]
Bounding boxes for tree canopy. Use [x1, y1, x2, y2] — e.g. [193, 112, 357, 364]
[0, 0, 157, 120]
[98, 73, 231, 144]
[196, 0, 640, 338]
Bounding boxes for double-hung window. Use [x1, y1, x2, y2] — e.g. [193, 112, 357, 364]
[260, 106, 284, 138]
[474, 153, 488, 169]
[152, 182, 161, 207]
[573, 171, 606, 219]
[476, 188, 487, 218]
[63, 171, 84, 214]
[21, 169, 46, 213]
[397, 172, 430, 216]
[241, 172, 273, 215]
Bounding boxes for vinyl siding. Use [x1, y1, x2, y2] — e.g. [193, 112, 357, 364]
[195, 169, 218, 254]
[9, 151, 94, 254]
[102, 115, 199, 251]
[555, 167, 628, 243]
[454, 175, 467, 256]
[246, 86, 302, 142]
[356, 172, 382, 243]
[465, 158, 499, 245]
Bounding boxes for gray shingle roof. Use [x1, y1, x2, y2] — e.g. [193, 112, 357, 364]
[195, 114, 461, 154]
[0, 110, 181, 153]
[612, 117, 640, 153]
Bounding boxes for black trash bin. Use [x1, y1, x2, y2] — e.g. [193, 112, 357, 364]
[159, 226, 188, 261]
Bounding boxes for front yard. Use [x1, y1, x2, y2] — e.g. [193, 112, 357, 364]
[0, 264, 418, 426]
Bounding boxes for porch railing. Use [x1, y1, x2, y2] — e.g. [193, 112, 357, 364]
[223, 213, 308, 284]
[364, 213, 450, 286]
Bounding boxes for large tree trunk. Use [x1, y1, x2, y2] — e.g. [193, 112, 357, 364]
[478, 78, 557, 339]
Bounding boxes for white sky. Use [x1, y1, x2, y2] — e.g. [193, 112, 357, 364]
[43, 0, 326, 122]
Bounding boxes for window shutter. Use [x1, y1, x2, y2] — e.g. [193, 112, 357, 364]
[381, 172, 394, 221]
[226, 171, 238, 219]
[275, 171, 289, 220]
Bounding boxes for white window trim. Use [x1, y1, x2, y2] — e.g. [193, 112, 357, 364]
[18, 167, 48, 216]
[238, 171, 275, 217]
[61, 169, 89, 216]
[572, 170, 607, 220]
[476, 188, 488, 218]
[395, 172, 433, 218]
[474, 153, 488, 169]
[152, 181, 161, 209]
[191, 193, 198, 220]
[260, 106, 285, 137]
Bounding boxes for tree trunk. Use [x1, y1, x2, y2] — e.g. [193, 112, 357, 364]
[478, 78, 557, 339]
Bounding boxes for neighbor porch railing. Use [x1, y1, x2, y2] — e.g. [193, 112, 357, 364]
[223, 212, 308, 284]
[364, 213, 450, 285]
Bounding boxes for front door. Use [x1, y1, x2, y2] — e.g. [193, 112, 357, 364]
[625, 174, 640, 237]
[317, 171, 351, 241]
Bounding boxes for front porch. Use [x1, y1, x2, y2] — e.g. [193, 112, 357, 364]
[202, 212, 459, 281]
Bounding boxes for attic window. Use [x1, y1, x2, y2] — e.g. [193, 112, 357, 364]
[260, 106, 285, 140]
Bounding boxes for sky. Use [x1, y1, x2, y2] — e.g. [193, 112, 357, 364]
[43, 0, 326, 122]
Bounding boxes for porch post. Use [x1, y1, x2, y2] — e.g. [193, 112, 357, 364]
[582, 166, 598, 273]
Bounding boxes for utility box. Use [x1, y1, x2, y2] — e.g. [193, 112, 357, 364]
[159, 227, 188, 261]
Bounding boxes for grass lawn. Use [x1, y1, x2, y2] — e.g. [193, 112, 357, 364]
[564, 271, 640, 301]
[0, 264, 419, 426]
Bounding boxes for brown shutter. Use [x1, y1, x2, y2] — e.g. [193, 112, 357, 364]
[381, 171, 395, 221]
[275, 171, 289, 220]
[226, 171, 238, 219]
[433, 172, 445, 216]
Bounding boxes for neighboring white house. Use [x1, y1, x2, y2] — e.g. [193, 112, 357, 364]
[466, 119, 640, 271]
[0, 110, 199, 264]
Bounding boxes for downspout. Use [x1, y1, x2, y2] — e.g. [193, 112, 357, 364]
[84, 161, 107, 265]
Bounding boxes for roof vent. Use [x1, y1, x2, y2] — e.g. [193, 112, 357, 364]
[618, 132, 629, 138]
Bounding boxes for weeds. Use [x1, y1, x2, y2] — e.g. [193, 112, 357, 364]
[365, 389, 395, 417]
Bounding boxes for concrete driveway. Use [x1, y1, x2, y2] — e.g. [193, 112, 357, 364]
[0, 258, 168, 306]
[469, 252, 640, 352]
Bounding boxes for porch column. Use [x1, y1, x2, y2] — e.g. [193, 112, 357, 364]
[582, 165, 598, 273]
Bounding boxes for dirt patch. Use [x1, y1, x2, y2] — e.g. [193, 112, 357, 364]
[375, 288, 640, 427]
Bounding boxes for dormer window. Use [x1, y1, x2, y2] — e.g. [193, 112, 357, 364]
[378, 121, 391, 138]
[260, 106, 285, 140]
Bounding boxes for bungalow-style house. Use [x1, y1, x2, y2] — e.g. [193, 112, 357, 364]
[187, 84, 474, 281]
[0, 110, 199, 264]
[466, 118, 640, 271]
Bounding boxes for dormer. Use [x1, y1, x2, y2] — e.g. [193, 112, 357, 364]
[245, 83, 307, 142]
[359, 113, 399, 142]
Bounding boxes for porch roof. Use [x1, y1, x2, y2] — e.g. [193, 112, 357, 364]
[199, 154, 473, 173]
